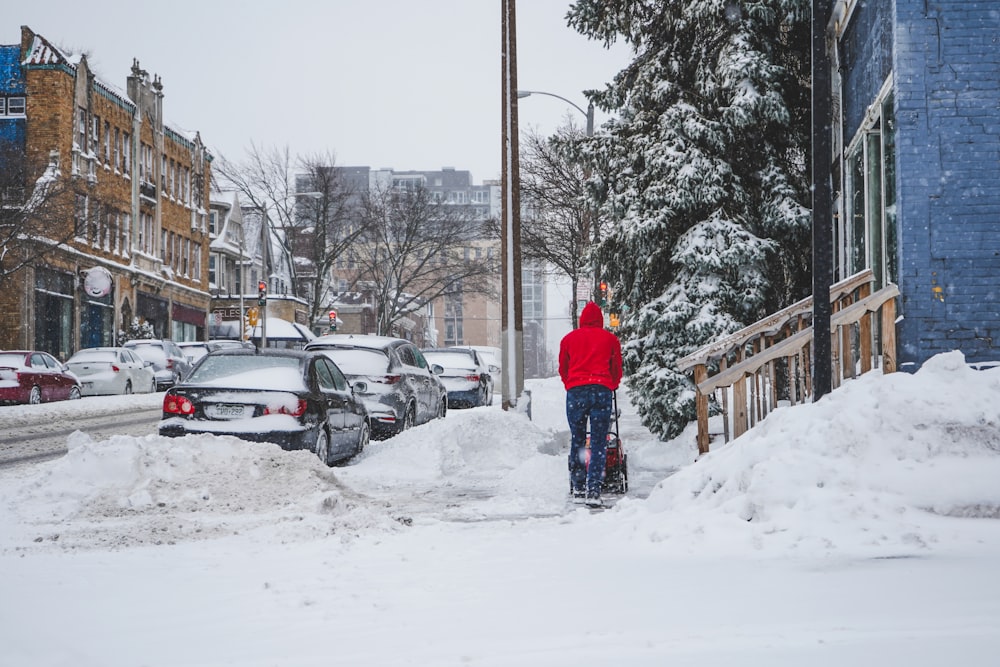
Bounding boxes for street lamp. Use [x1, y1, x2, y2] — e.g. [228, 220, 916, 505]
[518, 88, 600, 310]
[517, 89, 594, 137]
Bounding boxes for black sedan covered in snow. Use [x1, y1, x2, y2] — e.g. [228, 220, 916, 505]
[159, 348, 370, 466]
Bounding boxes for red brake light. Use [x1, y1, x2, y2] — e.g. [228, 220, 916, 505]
[163, 393, 194, 415]
[374, 374, 401, 385]
[264, 399, 308, 417]
[166, 358, 174, 370]
[465, 374, 480, 382]
[111, 365, 121, 373]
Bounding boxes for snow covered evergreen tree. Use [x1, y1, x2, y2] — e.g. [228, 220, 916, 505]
[568, 0, 813, 440]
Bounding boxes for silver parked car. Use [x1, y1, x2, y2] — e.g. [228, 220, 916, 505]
[65, 347, 157, 396]
[305, 334, 447, 439]
[122, 339, 194, 391]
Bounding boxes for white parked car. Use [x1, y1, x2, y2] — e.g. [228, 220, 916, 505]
[65, 347, 157, 396]
[450, 345, 501, 400]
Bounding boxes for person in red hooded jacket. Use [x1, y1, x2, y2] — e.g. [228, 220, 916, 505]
[558, 300, 623, 507]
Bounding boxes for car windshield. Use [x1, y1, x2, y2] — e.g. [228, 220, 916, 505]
[69, 350, 117, 363]
[0, 353, 26, 368]
[424, 352, 476, 369]
[185, 354, 304, 390]
[312, 348, 389, 376]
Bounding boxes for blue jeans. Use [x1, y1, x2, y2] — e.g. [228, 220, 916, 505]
[566, 384, 612, 497]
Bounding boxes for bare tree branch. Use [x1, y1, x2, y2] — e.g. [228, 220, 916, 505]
[0, 146, 81, 284]
[354, 185, 496, 335]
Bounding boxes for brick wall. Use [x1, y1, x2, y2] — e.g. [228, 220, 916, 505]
[894, 0, 1000, 366]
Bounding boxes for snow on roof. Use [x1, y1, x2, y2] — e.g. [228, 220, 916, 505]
[21, 33, 69, 67]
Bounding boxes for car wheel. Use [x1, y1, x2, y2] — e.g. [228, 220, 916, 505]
[28, 386, 42, 405]
[400, 404, 415, 433]
[124, 380, 133, 395]
[436, 397, 447, 419]
[355, 421, 370, 456]
[68, 386, 81, 400]
[315, 428, 332, 467]
[150, 378, 158, 393]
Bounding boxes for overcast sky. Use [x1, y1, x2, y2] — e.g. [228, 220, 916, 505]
[9, 1, 632, 184]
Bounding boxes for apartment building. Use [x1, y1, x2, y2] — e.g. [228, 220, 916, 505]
[0, 26, 212, 359]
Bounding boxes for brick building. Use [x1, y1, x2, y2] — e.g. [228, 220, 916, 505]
[830, 2, 1000, 368]
[0, 26, 211, 359]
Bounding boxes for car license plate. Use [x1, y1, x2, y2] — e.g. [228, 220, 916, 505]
[206, 403, 248, 419]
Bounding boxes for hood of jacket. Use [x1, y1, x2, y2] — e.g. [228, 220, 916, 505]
[578, 301, 604, 328]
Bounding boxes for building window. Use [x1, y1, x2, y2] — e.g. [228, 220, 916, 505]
[1, 96, 25, 116]
[103, 121, 111, 166]
[842, 84, 897, 289]
[122, 213, 131, 256]
[122, 132, 131, 174]
[74, 194, 88, 241]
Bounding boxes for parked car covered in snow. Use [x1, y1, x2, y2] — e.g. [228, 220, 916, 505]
[450, 345, 501, 396]
[0, 350, 82, 405]
[305, 334, 447, 439]
[123, 339, 193, 390]
[159, 348, 370, 466]
[65, 347, 157, 396]
[421, 347, 494, 408]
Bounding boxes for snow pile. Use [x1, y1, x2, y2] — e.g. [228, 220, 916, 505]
[2, 431, 402, 551]
[616, 351, 1000, 556]
[337, 406, 569, 521]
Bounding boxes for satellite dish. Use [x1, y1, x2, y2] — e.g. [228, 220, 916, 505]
[83, 266, 113, 297]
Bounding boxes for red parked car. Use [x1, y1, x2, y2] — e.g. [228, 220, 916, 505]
[0, 350, 83, 405]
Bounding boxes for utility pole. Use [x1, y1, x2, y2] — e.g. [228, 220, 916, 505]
[812, 0, 834, 400]
[500, 0, 525, 411]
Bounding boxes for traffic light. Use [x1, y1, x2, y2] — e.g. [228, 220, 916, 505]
[257, 280, 267, 307]
[598, 280, 609, 308]
[328, 310, 338, 332]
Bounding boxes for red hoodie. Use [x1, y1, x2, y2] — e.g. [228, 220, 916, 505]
[558, 301, 623, 391]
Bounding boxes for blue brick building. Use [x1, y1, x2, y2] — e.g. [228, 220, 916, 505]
[832, 0, 1000, 368]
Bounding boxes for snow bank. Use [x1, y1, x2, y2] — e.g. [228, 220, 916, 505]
[612, 351, 1000, 557]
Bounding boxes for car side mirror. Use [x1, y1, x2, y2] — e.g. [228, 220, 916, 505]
[352, 380, 368, 394]
[489, 364, 500, 373]
[431, 364, 444, 375]
[144, 360, 153, 367]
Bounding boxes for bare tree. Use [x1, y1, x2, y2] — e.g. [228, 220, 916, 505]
[213, 144, 365, 325]
[292, 156, 368, 325]
[354, 185, 496, 336]
[0, 146, 80, 285]
[517, 122, 601, 326]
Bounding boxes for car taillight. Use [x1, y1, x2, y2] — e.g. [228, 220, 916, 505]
[264, 399, 308, 417]
[373, 375, 401, 385]
[166, 358, 174, 370]
[465, 374, 480, 382]
[163, 393, 194, 415]
[111, 365, 120, 373]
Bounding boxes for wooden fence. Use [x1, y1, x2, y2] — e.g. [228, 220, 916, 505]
[676, 269, 899, 455]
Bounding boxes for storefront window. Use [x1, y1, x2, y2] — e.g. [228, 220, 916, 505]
[34, 268, 74, 360]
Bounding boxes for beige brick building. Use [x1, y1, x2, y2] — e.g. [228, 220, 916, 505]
[0, 27, 212, 360]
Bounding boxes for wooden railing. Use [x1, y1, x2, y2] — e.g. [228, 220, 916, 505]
[676, 270, 899, 455]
